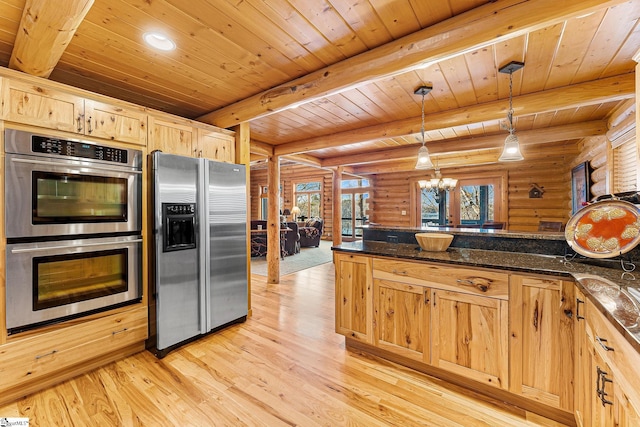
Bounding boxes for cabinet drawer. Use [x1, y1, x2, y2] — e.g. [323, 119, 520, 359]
[373, 258, 508, 299]
[586, 299, 640, 406]
[0, 306, 147, 391]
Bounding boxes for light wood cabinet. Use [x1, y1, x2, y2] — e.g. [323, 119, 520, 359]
[0, 305, 147, 405]
[148, 115, 235, 162]
[148, 116, 197, 156]
[577, 295, 640, 427]
[84, 99, 147, 145]
[373, 278, 429, 362]
[509, 275, 574, 411]
[334, 253, 373, 343]
[574, 286, 591, 427]
[198, 128, 235, 162]
[431, 289, 509, 389]
[588, 339, 615, 426]
[2, 79, 147, 145]
[372, 258, 508, 299]
[615, 382, 640, 427]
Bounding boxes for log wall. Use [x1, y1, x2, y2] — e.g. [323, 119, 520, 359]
[250, 164, 334, 238]
[370, 143, 584, 232]
[250, 137, 618, 234]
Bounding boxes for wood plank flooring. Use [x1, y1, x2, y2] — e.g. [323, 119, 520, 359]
[0, 262, 568, 426]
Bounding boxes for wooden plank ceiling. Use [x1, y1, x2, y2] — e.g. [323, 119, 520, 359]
[0, 0, 638, 174]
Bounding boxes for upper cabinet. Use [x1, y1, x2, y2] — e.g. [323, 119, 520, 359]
[148, 116, 196, 157]
[84, 99, 147, 145]
[2, 79, 147, 146]
[197, 128, 234, 163]
[148, 114, 235, 163]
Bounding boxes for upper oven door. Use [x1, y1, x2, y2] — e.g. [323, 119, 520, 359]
[5, 153, 142, 239]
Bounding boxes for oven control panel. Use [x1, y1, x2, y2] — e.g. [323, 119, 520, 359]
[32, 135, 128, 163]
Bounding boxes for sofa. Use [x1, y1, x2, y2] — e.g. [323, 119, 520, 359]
[250, 220, 300, 257]
[299, 218, 323, 247]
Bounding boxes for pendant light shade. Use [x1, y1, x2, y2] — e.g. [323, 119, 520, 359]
[414, 85, 433, 170]
[499, 132, 524, 161]
[498, 61, 525, 162]
[416, 145, 434, 169]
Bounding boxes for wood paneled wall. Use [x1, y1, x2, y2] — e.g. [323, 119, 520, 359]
[250, 164, 334, 238]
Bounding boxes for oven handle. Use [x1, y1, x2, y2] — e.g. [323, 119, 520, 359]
[10, 157, 143, 174]
[11, 239, 143, 253]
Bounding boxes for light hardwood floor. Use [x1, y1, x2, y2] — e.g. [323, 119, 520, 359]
[0, 262, 568, 426]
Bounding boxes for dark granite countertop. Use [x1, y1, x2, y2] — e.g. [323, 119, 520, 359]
[332, 240, 640, 353]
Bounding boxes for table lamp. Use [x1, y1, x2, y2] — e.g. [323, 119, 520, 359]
[291, 206, 301, 221]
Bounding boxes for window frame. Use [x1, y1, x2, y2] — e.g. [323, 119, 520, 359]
[412, 172, 507, 227]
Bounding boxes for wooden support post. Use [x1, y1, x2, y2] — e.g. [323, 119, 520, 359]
[332, 167, 343, 248]
[267, 154, 281, 284]
[633, 49, 640, 191]
[232, 122, 252, 313]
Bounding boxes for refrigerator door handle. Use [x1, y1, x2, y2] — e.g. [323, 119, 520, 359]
[199, 158, 211, 333]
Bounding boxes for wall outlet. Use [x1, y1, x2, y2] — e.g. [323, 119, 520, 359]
[401, 210, 406, 215]
[387, 235, 399, 244]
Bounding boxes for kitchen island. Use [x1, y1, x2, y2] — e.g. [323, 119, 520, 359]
[332, 226, 640, 426]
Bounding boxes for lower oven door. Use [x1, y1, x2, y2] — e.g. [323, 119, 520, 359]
[6, 235, 142, 333]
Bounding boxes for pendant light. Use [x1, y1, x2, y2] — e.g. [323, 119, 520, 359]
[498, 61, 525, 162]
[414, 85, 434, 170]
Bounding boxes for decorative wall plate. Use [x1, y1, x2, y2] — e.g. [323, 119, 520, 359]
[565, 200, 640, 258]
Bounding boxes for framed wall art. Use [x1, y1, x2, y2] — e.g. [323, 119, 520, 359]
[571, 162, 591, 214]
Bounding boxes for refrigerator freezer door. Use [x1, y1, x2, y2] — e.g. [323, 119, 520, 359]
[206, 160, 248, 331]
[152, 152, 202, 351]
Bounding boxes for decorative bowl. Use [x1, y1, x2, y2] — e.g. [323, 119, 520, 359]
[415, 233, 453, 251]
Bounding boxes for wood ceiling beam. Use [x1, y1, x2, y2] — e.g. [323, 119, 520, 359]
[198, 0, 626, 128]
[9, 0, 94, 78]
[321, 121, 606, 167]
[275, 74, 633, 156]
[250, 140, 273, 156]
[350, 142, 581, 176]
[281, 153, 322, 168]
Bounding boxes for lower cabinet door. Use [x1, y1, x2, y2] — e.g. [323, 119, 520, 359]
[615, 381, 640, 427]
[590, 347, 615, 427]
[431, 289, 509, 389]
[509, 275, 574, 411]
[373, 278, 429, 362]
[334, 253, 373, 343]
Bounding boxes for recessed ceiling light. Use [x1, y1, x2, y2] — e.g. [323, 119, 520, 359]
[143, 32, 176, 51]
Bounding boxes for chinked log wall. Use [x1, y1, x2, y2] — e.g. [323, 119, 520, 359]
[250, 166, 334, 238]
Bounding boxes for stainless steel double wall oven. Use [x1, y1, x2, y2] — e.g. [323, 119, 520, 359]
[5, 129, 143, 333]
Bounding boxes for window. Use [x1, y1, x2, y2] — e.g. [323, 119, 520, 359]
[341, 179, 370, 189]
[420, 189, 449, 226]
[416, 175, 503, 227]
[294, 181, 321, 220]
[452, 178, 501, 226]
[341, 179, 370, 239]
[458, 184, 495, 225]
[612, 128, 638, 193]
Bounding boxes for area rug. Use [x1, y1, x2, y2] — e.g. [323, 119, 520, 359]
[250, 240, 333, 276]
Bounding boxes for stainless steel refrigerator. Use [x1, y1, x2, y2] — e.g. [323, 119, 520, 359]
[148, 151, 247, 357]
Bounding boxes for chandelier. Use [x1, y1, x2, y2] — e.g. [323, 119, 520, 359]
[418, 167, 458, 202]
[498, 61, 525, 161]
[414, 85, 434, 170]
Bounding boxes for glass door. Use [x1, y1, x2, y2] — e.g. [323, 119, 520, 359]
[341, 192, 369, 240]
